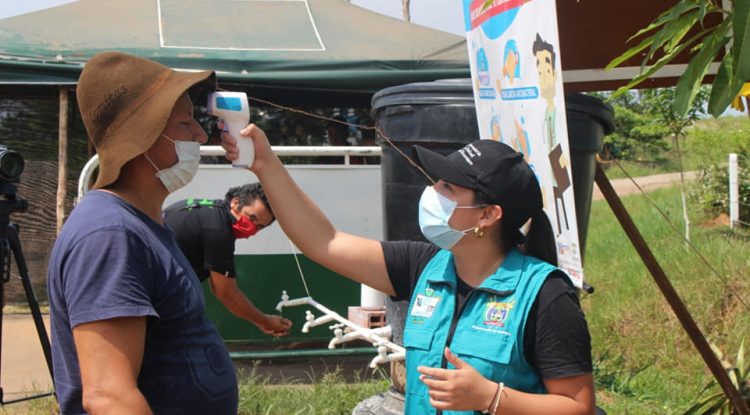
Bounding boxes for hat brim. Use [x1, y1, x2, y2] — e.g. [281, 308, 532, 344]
[412, 145, 475, 189]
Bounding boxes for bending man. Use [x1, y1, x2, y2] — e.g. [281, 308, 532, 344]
[163, 183, 291, 336]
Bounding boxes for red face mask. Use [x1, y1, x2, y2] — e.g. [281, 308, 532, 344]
[232, 215, 259, 239]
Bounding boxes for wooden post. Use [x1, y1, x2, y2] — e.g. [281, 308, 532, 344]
[57, 87, 69, 234]
[594, 163, 750, 415]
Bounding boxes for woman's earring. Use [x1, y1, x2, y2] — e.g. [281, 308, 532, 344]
[473, 227, 484, 238]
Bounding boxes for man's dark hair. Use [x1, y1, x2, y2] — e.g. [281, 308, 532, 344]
[224, 183, 275, 221]
[532, 33, 556, 70]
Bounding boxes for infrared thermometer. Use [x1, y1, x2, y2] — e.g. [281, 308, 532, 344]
[207, 91, 252, 168]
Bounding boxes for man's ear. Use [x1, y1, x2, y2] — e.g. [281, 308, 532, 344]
[230, 197, 240, 211]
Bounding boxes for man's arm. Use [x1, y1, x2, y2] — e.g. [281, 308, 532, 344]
[72, 317, 152, 415]
[208, 271, 292, 336]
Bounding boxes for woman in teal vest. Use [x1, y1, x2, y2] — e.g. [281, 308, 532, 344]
[224, 126, 595, 414]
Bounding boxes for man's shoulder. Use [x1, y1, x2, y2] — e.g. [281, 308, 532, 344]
[60, 191, 155, 247]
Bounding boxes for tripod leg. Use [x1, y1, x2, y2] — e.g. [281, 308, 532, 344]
[7, 225, 54, 383]
[0, 240, 5, 404]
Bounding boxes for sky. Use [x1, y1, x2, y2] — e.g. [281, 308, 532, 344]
[0, 0, 78, 19]
[0, 0, 465, 35]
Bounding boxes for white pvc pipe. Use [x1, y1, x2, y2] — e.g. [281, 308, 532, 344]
[76, 146, 381, 203]
[275, 293, 405, 368]
[729, 153, 739, 229]
[360, 285, 386, 309]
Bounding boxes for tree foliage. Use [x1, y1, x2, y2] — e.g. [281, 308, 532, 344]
[607, 0, 749, 118]
[592, 86, 709, 161]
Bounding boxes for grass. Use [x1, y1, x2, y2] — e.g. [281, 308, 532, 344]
[0, 396, 57, 415]
[236, 364, 390, 414]
[584, 182, 750, 413]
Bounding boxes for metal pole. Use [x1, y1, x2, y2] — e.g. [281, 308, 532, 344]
[594, 163, 750, 415]
[57, 87, 69, 234]
[729, 153, 739, 229]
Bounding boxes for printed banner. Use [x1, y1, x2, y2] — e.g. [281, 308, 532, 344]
[462, 0, 584, 287]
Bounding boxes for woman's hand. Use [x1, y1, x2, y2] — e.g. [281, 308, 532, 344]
[220, 123, 276, 173]
[417, 347, 499, 412]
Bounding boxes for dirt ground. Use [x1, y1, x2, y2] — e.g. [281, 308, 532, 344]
[1, 314, 53, 402]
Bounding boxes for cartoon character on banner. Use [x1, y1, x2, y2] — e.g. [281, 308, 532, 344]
[533, 33, 571, 236]
[497, 39, 530, 161]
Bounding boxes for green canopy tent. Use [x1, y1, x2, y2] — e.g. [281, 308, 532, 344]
[0, 0, 470, 106]
[0, 0, 720, 101]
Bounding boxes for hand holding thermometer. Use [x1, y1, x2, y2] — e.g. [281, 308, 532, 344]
[207, 92, 252, 168]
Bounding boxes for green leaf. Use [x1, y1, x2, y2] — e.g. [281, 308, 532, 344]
[683, 391, 727, 414]
[737, 339, 746, 377]
[728, 367, 739, 387]
[673, 19, 731, 115]
[644, 9, 701, 65]
[630, 2, 700, 42]
[708, 53, 737, 116]
[698, 0, 708, 25]
[610, 28, 712, 99]
[627, 11, 673, 42]
[608, 3, 703, 71]
[732, 0, 750, 83]
[605, 35, 657, 70]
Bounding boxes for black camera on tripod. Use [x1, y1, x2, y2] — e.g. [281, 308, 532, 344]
[0, 146, 24, 183]
[0, 146, 54, 405]
[0, 146, 27, 215]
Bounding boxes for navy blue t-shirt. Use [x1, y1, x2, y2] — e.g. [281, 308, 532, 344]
[47, 191, 238, 415]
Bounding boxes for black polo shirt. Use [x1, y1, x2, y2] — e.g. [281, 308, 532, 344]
[164, 199, 236, 282]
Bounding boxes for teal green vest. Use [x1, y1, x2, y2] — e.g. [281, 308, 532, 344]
[403, 248, 556, 414]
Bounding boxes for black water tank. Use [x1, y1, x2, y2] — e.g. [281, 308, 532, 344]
[564, 93, 615, 259]
[371, 79, 478, 243]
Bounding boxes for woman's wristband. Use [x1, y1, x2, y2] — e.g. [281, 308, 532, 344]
[482, 382, 504, 414]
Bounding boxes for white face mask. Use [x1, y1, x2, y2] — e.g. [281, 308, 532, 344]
[145, 134, 200, 193]
[418, 186, 481, 250]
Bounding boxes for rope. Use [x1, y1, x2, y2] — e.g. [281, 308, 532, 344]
[612, 158, 750, 313]
[287, 238, 312, 298]
[224, 92, 750, 316]
[246, 96, 436, 185]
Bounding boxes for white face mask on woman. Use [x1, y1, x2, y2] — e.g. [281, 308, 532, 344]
[418, 185, 482, 250]
[145, 134, 200, 193]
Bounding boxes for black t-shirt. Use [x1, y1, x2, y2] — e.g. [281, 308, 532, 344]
[381, 240, 592, 380]
[163, 199, 236, 282]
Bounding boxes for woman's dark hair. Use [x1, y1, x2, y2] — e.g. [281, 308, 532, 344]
[523, 209, 558, 266]
[475, 190, 557, 266]
[224, 183, 275, 222]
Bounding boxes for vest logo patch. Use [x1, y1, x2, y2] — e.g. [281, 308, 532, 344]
[411, 294, 440, 318]
[484, 301, 514, 327]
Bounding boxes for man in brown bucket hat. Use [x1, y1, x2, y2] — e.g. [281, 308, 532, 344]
[47, 51, 238, 414]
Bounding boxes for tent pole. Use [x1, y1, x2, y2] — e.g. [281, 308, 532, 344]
[57, 86, 69, 234]
[594, 163, 750, 415]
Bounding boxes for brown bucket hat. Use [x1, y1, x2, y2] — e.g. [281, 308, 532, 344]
[77, 51, 216, 189]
